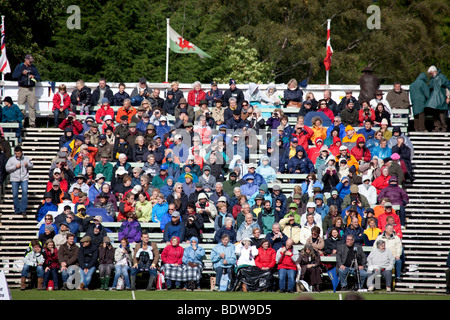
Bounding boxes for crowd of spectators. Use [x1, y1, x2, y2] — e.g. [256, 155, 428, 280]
[4, 63, 449, 293]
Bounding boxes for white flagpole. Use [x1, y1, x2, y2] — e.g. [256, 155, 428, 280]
[1, 15, 5, 97]
[165, 18, 170, 83]
[326, 19, 331, 86]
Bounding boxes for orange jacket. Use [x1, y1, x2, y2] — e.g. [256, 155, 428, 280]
[116, 106, 137, 123]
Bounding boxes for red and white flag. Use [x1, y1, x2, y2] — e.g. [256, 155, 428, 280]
[323, 20, 333, 72]
[0, 16, 11, 74]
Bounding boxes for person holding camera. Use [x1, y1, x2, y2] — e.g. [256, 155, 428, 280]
[130, 232, 160, 290]
[12, 54, 41, 127]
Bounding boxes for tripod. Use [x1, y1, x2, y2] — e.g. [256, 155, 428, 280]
[344, 248, 363, 290]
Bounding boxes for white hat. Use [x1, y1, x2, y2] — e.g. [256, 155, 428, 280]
[362, 175, 371, 182]
[160, 116, 167, 122]
[104, 115, 112, 121]
[306, 202, 316, 209]
[115, 166, 127, 176]
[198, 193, 208, 200]
[131, 185, 142, 194]
[339, 145, 348, 151]
[381, 118, 389, 125]
[218, 196, 227, 202]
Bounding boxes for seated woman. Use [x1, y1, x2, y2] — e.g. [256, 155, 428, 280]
[254, 239, 276, 291]
[324, 227, 343, 256]
[211, 234, 236, 291]
[232, 238, 265, 292]
[214, 217, 237, 244]
[372, 166, 391, 195]
[363, 217, 382, 246]
[160, 236, 185, 290]
[296, 243, 322, 292]
[111, 236, 133, 290]
[181, 236, 206, 290]
[118, 212, 142, 244]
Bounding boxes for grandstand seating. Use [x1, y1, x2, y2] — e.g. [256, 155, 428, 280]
[0, 82, 448, 293]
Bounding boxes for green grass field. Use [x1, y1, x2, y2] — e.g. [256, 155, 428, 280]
[9, 289, 450, 300]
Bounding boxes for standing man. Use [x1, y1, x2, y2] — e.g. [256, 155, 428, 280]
[425, 65, 450, 132]
[5, 146, 34, 217]
[12, 54, 41, 128]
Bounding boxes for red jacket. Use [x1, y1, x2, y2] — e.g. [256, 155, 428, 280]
[350, 136, 371, 162]
[52, 92, 71, 111]
[307, 137, 324, 164]
[328, 136, 342, 156]
[95, 105, 115, 124]
[46, 179, 69, 193]
[372, 174, 391, 194]
[187, 89, 206, 107]
[318, 106, 334, 121]
[117, 200, 135, 221]
[255, 246, 276, 269]
[358, 108, 376, 126]
[277, 247, 298, 270]
[378, 213, 402, 237]
[161, 237, 184, 265]
[59, 119, 83, 135]
[292, 125, 314, 151]
[44, 248, 60, 269]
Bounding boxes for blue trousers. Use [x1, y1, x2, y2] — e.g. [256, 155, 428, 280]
[278, 268, 296, 292]
[112, 265, 131, 289]
[338, 267, 368, 289]
[11, 180, 28, 213]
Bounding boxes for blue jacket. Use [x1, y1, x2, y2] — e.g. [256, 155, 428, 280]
[211, 242, 236, 269]
[12, 63, 41, 87]
[37, 202, 58, 222]
[371, 145, 392, 160]
[2, 104, 24, 123]
[335, 176, 351, 199]
[287, 146, 315, 174]
[163, 220, 186, 242]
[182, 238, 206, 264]
[152, 202, 169, 223]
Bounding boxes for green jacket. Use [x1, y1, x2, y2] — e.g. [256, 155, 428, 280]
[94, 161, 113, 181]
[409, 72, 430, 115]
[425, 69, 450, 111]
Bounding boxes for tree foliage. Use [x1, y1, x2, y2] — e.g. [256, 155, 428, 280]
[1, 0, 448, 85]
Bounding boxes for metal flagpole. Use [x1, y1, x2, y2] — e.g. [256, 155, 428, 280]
[165, 18, 170, 83]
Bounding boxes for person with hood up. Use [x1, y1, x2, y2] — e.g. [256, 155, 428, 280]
[307, 137, 326, 165]
[320, 156, 340, 193]
[425, 66, 450, 132]
[256, 155, 277, 184]
[240, 175, 260, 198]
[358, 175, 378, 206]
[160, 236, 184, 290]
[409, 72, 430, 132]
[372, 166, 391, 195]
[244, 82, 270, 107]
[262, 83, 282, 117]
[182, 236, 206, 290]
[328, 136, 343, 157]
[287, 145, 315, 179]
[350, 136, 371, 163]
[335, 176, 351, 200]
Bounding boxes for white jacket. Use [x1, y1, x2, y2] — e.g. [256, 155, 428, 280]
[235, 243, 258, 266]
[358, 184, 378, 206]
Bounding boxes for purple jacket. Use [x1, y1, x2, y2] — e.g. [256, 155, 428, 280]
[377, 185, 409, 206]
[118, 219, 142, 243]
